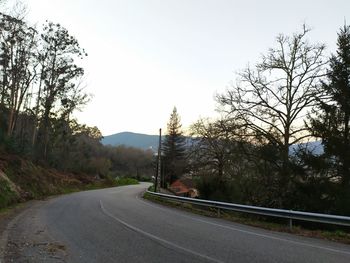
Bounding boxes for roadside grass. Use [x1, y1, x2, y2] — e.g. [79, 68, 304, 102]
[60, 176, 139, 194]
[0, 176, 140, 215]
[143, 191, 350, 244]
[115, 177, 139, 186]
[0, 202, 24, 216]
[0, 152, 143, 219]
[0, 178, 19, 209]
[147, 185, 155, 192]
[29, 177, 140, 197]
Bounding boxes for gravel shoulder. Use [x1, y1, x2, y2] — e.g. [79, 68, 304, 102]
[0, 200, 68, 263]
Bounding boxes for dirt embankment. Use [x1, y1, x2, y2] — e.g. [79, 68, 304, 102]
[0, 154, 104, 210]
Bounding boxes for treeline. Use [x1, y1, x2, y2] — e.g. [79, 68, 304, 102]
[0, 10, 153, 180]
[164, 25, 350, 216]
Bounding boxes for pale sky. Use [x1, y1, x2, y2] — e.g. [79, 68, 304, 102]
[4, 0, 350, 135]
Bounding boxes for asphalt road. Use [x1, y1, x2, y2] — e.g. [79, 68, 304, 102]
[1, 182, 350, 263]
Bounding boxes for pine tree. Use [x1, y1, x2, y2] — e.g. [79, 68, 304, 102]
[310, 24, 350, 213]
[162, 107, 187, 186]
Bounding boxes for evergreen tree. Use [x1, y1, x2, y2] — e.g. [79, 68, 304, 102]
[162, 107, 187, 186]
[310, 24, 350, 214]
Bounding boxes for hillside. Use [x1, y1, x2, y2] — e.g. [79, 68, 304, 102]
[102, 132, 160, 151]
[0, 154, 116, 210]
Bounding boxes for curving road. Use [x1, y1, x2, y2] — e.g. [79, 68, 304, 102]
[2, 182, 350, 262]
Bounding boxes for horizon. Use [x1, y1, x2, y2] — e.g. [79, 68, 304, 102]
[103, 131, 159, 137]
[4, 0, 350, 135]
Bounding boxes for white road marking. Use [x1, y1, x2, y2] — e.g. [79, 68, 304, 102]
[99, 200, 223, 263]
[137, 194, 350, 256]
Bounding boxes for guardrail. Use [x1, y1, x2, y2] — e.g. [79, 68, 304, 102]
[146, 191, 350, 229]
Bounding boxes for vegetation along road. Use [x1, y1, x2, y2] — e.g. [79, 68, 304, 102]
[1, 183, 350, 263]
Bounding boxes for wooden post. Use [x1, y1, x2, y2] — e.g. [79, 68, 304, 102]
[155, 128, 162, 192]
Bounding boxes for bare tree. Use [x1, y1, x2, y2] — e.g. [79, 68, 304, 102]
[217, 26, 328, 205]
[218, 26, 327, 166]
[189, 118, 237, 178]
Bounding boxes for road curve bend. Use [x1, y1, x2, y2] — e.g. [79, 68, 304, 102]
[1, 182, 350, 263]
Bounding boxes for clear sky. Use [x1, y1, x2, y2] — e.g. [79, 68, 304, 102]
[5, 0, 350, 135]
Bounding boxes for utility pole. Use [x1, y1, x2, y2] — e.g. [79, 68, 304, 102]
[155, 128, 162, 192]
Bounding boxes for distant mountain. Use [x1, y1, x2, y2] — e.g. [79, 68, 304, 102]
[102, 132, 160, 151]
[289, 140, 324, 155]
[102, 132, 325, 155]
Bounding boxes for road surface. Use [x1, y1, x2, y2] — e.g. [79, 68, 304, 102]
[1, 182, 350, 262]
